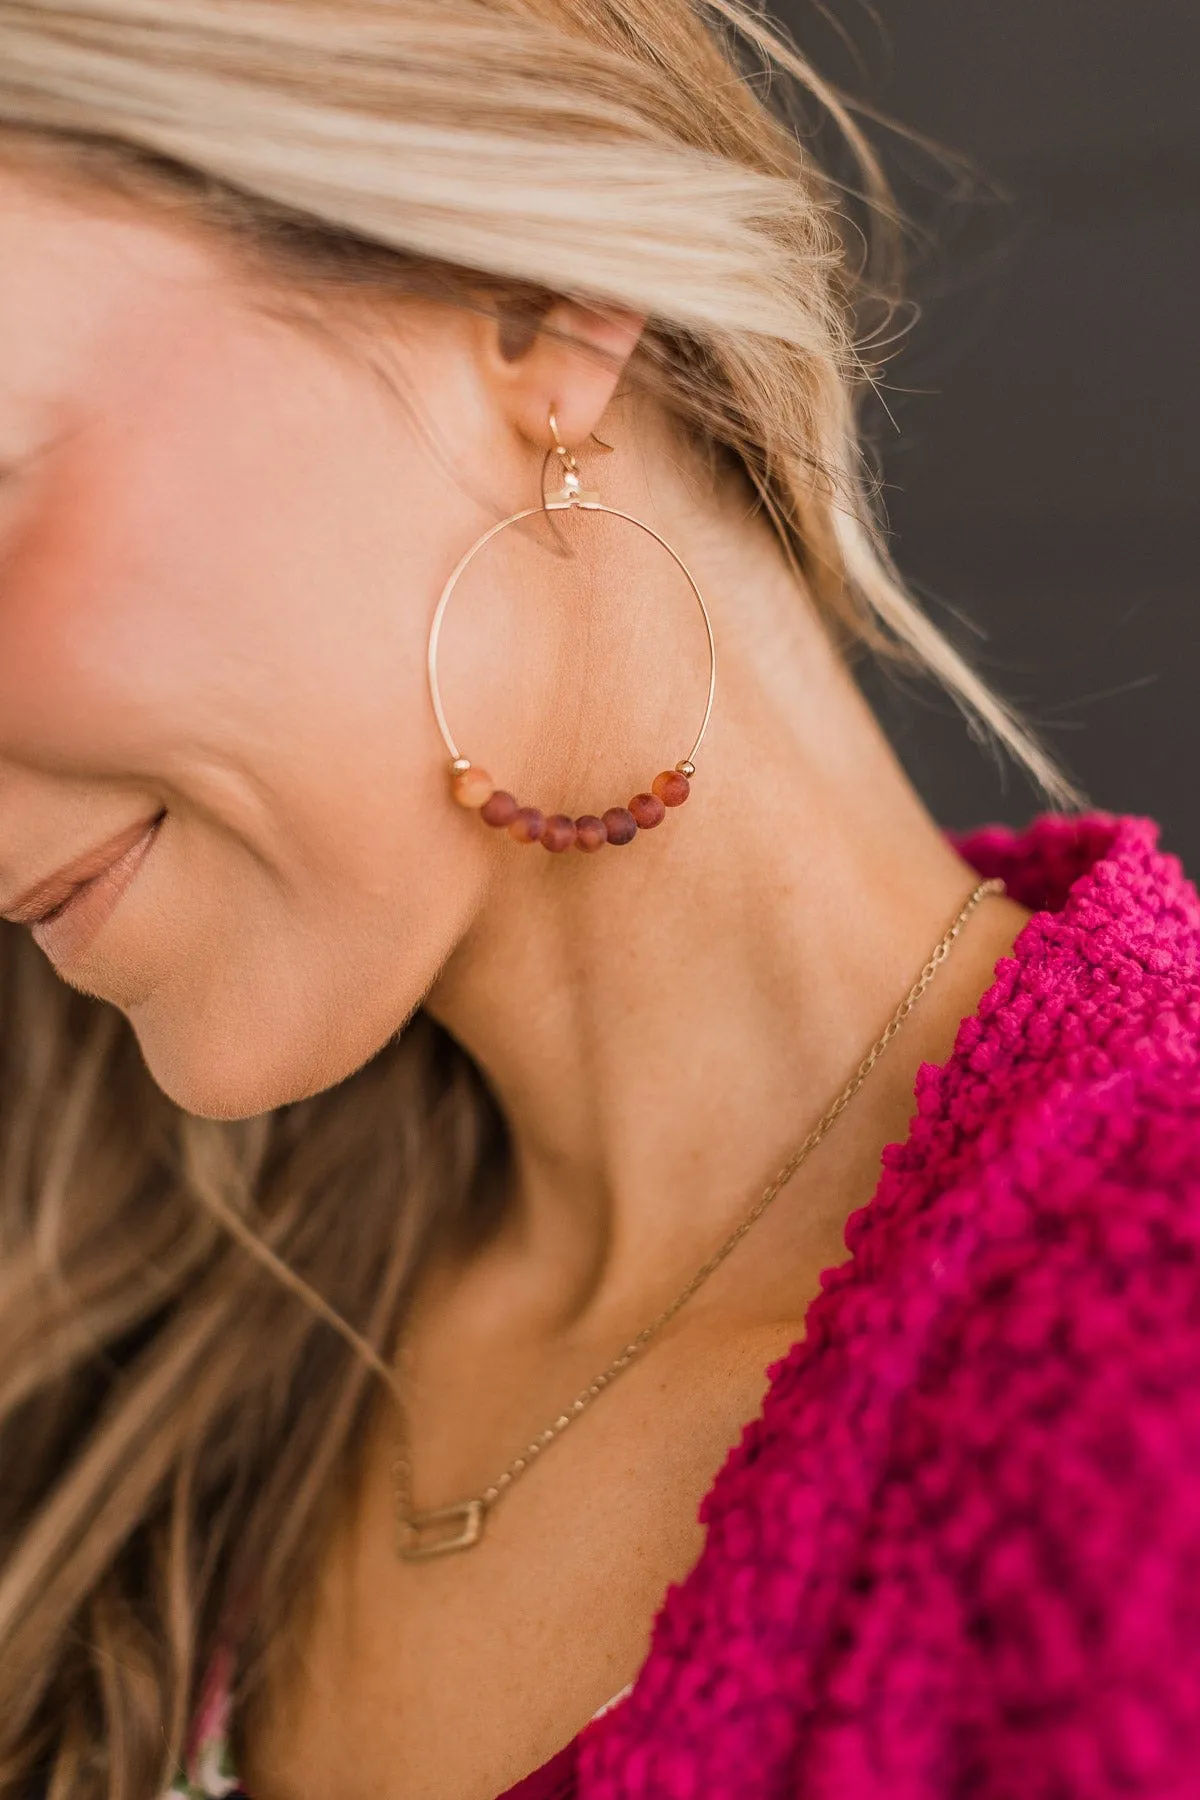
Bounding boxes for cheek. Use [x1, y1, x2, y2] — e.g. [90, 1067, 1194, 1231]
[5, 408, 405, 768]
[0, 331, 489, 1115]
[0, 329, 458, 855]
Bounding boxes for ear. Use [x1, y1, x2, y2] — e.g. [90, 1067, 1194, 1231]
[479, 297, 646, 453]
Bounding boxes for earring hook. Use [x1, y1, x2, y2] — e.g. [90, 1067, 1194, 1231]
[548, 407, 616, 462]
[541, 404, 602, 530]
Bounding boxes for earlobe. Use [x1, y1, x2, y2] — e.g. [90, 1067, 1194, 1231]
[486, 296, 646, 453]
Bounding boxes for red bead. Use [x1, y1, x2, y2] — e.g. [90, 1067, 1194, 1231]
[451, 766, 494, 808]
[508, 807, 545, 843]
[602, 807, 638, 846]
[541, 814, 577, 852]
[574, 815, 608, 852]
[480, 789, 518, 827]
[628, 792, 666, 829]
[652, 769, 690, 807]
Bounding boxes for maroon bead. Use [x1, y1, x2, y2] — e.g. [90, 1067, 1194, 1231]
[480, 789, 518, 828]
[651, 769, 690, 807]
[628, 792, 666, 829]
[541, 814, 577, 853]
[508, 807, 545, 843]
[601, 806, 638, 846]
[574, 815, 608, 853]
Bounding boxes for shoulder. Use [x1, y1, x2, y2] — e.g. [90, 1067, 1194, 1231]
[904, 814, 1200, 1625]
[823, 816, 1200, 1789]
[870, 1074, 1200, 1787]
[909, 1054, 1200, 1494]
[909, 812, 1200, 1300]
[803, 1078, 1200, 1790]
[855, 812, 1200, 1434]
[941, 811, 1200, 1364]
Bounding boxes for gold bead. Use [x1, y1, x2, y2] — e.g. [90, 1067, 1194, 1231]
[451, 766, 495, 808]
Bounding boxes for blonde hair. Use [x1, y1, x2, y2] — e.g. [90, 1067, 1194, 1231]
[0, 3, 1069, 1794]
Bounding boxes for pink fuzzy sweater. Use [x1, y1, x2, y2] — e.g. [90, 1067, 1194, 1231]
[186, 812, 1200, 1800]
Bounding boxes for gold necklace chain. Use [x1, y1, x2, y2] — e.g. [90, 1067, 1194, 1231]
[393, 876, 1005, 1559]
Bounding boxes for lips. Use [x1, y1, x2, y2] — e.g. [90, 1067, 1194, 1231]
[3, 811, 166, 968]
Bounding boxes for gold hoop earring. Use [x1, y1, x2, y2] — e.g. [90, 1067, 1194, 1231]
[426, 406, 716, 853]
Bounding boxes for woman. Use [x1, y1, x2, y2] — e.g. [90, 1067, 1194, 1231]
[0, 2, 1197, 1797]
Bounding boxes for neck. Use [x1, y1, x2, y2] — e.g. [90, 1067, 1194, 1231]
[423, 457, 1026, 1332]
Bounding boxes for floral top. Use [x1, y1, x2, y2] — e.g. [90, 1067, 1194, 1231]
[167, 1642, 239, 1799]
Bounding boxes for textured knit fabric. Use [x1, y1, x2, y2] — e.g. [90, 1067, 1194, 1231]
[173, 812, 1200, 1799]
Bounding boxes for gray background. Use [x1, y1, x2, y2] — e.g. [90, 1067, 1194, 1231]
[772, 0, 1198, 866]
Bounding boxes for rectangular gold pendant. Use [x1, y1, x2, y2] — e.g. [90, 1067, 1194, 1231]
[396, 1499, 485, 1560]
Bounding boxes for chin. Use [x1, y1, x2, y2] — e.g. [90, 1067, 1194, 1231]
[134, 1043, 318, 1122]
[107, 898, 447, 1119]
[128, 998, 401, 1122]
